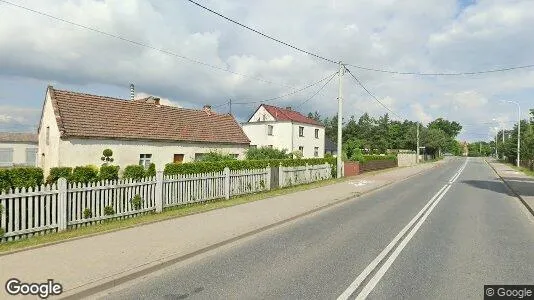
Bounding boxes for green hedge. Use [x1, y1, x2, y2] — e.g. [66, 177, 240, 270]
[145, 163, 156, 178]
[0, 167, 44, 192]
[70, 166, 99, 184]
[46, 167, 73, 184]
[99, 165, 120, 181]
[358, 155, 397, 163]
[123, 165, 147, 180]
[164, 158, 337, 176]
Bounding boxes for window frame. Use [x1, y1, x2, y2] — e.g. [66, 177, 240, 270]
[267, 125, 274, 136]
[299, 126, 304, 137]
[315, 128, 319, 139]
[139, 154, 152, 169]
[314, 147, 319, 157]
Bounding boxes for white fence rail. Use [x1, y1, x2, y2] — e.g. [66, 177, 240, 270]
[1, 164, 330, 241]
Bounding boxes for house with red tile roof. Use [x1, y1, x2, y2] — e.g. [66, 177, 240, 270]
[241, 104, 325, 158]
[37, 86, 250, 175]
[0, 132, 38, 167]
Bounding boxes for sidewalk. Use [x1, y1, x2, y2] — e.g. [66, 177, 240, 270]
[487, 161, 534, 215]
[0, 161, 444, 299]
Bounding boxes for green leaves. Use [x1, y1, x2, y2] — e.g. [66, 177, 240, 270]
[0, 167, 44, 192]
[245, 147, 291, 160]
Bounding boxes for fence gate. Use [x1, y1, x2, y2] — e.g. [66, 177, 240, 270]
[270, 166, 279, 189]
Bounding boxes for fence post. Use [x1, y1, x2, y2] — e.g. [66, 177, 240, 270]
[266, 167, 271, 191]
[224, 167, 230, 200]
[278, 163, 283, 188]
[57, 178, 67, 232]
[155, 171, 164, 213]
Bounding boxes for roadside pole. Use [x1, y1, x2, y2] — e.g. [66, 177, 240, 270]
[336, 61, 344, 178]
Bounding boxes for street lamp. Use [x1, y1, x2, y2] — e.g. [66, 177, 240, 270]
[501, 101, 521, 167]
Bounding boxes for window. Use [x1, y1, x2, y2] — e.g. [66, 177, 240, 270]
[229, 154, 239, 158]
[173, 154, 184, 164]
[267, 125, 274, 136]
[46, 126, 50, 145]
[262, 114, 266, 121]
[0, 148, 14, 167]
[139, 154, 152, 168]
[315, 129, 319, 139]
[299, 126, 304, 137]
[314, 147, 319, 157]
[26, 148, 38, 166]
[298, 146, 304, 152]
[268, 145, 273, 149]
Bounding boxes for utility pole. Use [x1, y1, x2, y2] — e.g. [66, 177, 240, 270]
[336, 62, 344, 178]
[416, 123, 420, 164]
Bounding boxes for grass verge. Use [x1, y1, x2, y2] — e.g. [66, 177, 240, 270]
[0, 176, 352, 254]
[510, 165, 534, 177]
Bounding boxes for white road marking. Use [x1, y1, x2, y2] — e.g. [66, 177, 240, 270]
[337, 158, 469, 300]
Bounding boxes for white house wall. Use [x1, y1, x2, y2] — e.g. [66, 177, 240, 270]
[242, 122, 292, 152]
[57, 138, 248, 172]
[37, 91, 61, 174]
[0, 142, 38, 166]
[248, 106, 276, 122]
[291, 123, 325, 158]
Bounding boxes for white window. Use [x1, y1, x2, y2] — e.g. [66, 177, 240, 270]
[262, 114, 266, 121]
[26, 148, 38, 166]
[139, 154, 152, 168]
[299, 146, 304, 152]
[299, 126, 304, 137]
[314, 147, 319, 157]
[0, 148, 14, 167]
[46, 126, 50, 145]
[315, 129, 319, 139]
[267, 125, 273, 136]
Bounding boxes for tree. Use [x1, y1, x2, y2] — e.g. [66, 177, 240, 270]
[428, 118, 462, 138]
[307, 111, 322, 123]
[245, 147, 290, 160]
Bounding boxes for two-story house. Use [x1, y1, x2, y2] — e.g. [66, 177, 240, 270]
[241, 104, 325, 158]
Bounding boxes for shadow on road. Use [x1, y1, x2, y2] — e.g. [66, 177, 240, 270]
[461, 180, 517, 197]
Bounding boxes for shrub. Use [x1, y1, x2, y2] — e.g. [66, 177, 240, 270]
[0, 169, 10, 193]
[69, 166, 99, 184]
[6, 167, 44, 190]
[99, 165, 120, 181]
[0, 227, 4, 238]
[131, 194, 143, 210]
[196, 151, 238, 162]
[46, 167, 73, 184]
[122, 165, 146, 180]
[145, 163, 156, 178]
[245, 147, 290, 160]
[83, 208, 92, 219]
[103, 206, 115, 216]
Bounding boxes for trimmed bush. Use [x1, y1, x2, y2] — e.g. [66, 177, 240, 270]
[131, 194, 143, 210]
[145, 163, 156, 178]
[70, 166, 99, 184]
[99, 165, 120, 181]
[164, 158, 336, 176]
[103, 206, 115, 216]
[46, 167, 73, 184]
[196, 151, 237, 162]
[122, 165, 146, 180]
[0, 169, 10, 193]
[7, 167, 44, 190]
[83, 208, 92, 219]
[361, 155, 397, 162]
[245, 147, 290, 160]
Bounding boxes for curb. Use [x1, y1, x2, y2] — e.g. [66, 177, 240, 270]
[59, 163, 442, 299]
[485, 160, 534, 216]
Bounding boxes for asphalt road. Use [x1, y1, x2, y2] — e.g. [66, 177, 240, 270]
[96, 158, 534, 300]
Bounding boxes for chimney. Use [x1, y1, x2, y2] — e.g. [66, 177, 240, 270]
[203, 105, 212, 116]
[286, 106, 292, 111]
[130, 83, 135, 100]
[154, 97, 160, 105]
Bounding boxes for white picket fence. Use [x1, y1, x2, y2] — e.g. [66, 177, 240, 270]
[0, 164, 328, 241]
[279, 163, 332, 188]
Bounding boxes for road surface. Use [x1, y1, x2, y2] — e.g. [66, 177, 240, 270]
[95, 157, 534, 299]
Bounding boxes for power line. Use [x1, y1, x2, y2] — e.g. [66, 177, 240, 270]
[0, 0, 295, 88]
[231, 72, 337, 105]
[185, 0, 337, 65]
[295, 72, 337, 108]
[344, 63, 534, 76]
[344, 67, 404, 119]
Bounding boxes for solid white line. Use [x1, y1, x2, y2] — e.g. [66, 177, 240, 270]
[336, 184, 448, 300]
[337, 159, 468, 300]
[354, 184, 452, 299]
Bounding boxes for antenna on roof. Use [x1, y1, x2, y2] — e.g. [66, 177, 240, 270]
[130, 83, 135, 100]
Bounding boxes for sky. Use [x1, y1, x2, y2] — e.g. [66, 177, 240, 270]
[0, 0, 533, 142]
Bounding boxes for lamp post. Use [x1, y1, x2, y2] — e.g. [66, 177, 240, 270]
[501, 101, 521, 167]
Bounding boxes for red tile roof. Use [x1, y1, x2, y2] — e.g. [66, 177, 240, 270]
[48, 86, 250, 145]
[0, 132, 38, 143]
[261, 104, 323, 126]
